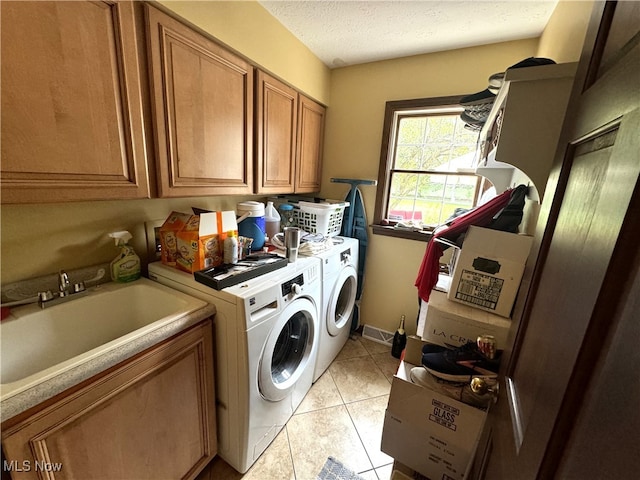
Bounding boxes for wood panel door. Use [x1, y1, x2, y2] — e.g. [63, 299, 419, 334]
[480, 2, 640, 478]
[295, 95, 325, 193]
[0, 1, 150, 204]
[1, 320, 217, 480]
[255, 70, 298, 194]
[146, 5, 253, 197]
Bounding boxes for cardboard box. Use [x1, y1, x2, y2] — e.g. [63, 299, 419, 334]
[159, 211, 191, 266]
[381, 362, 487, 480]
[421, 290, 511, 350]
[161, 210, 237, 273]
[175, 215, 204, 273]
[448, 226, 533, 317]
[404, 335, 440, 366]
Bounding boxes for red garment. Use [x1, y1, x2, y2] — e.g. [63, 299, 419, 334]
[415, 188, 515, 302]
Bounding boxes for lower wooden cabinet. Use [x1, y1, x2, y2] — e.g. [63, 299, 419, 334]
[1, 319, 216, 480]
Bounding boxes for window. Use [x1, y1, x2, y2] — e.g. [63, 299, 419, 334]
[373, 96, 491, 240]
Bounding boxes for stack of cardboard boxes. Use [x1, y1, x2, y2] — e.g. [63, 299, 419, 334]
[382, 226, 533, 480]
[159, 210, 238, 273]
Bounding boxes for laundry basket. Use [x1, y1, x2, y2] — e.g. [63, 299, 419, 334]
[296, 201, 349, 237]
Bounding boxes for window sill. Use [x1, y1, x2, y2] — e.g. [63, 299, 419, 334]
[371, 224, 434, 242]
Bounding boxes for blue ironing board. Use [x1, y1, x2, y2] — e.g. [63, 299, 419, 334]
[331, 178, 377, 332]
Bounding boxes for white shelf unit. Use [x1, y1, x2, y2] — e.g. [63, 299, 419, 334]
[476, 62, 578, 201]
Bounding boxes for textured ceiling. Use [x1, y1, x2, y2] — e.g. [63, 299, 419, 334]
[259, 0, 559, 68]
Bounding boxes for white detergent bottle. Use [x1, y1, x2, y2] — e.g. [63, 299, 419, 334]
[108, 231, 141, 283]
[264, 201, 281, 244]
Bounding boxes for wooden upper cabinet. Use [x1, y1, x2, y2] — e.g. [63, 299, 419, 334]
[255, 71, 298, 194]
[255, 71, 325, 195]
[295, 95, 325, 193]
[0, 1, 150, 204]
[146, 5, 253, 197]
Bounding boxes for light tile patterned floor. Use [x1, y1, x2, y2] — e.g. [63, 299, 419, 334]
[197, 333, 400, 480]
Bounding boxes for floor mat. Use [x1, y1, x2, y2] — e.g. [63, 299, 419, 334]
[316, 456, 366, 480]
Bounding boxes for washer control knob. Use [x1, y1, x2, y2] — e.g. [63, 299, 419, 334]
[291, 283, 302, 295]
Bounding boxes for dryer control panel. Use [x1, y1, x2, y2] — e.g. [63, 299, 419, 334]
[281, 274, 304, 297]
[340, 248, 352, 265]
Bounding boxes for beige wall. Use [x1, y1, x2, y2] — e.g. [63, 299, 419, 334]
[1, 1, 592, 338]
[319, 0, 593, 337]
[537, 1, 594, 63]
[0, 196, 256, 284]
[319, 40, 539, 336]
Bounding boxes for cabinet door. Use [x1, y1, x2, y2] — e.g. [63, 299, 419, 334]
[1, 320, 217, 480]
[146, 5, 253, 197]
[0, 1, 150, 204]
[255, 70, 298, 194]
[295, 95, 325, 193]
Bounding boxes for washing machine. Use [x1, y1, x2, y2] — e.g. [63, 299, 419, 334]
[148, 256, 321, 474]
[311, 236, 359, 382]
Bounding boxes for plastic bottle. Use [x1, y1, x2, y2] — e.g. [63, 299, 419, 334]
[223, 231, 238, 264]
[108, 231, 141, 283]
[391, 315, 407, 359]
[237, 201, 266, 251]
[264, 201, 281, 243]
[279, 203, 296, 230]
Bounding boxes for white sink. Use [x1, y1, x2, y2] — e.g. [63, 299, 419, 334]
[0, 278, 207, 401]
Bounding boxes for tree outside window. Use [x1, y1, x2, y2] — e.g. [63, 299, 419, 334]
[373, 96, 492, 240]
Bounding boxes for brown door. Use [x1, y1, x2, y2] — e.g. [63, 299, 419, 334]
[481, 2, 640, 478]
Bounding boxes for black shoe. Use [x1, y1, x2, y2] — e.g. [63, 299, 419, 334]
[460, 111, 487, 128]
[487, 58, 556, 95]
[421, 341, 502, 382]
[459, 88, 495, 107]
[421, 343, 450, 355]
[507, 56, 556, 70]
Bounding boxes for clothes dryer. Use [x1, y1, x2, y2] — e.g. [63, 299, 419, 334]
[148, 256, 321, 474]
[311, 236, 359, 382]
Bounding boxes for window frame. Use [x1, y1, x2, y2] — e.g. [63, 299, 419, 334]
[372, 95, 483, 241]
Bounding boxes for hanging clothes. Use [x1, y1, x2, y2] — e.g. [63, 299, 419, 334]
[415, 185, 527, 303]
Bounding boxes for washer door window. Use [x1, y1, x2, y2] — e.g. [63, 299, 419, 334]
[327, 265, 357, 336]
[259, 297, 317, 402]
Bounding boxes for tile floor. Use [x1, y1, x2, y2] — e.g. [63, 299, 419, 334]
[196, 333, 401, 480]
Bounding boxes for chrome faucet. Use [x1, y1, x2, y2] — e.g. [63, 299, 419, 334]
[1, 267, 99, 311]
[58, 270, 71, 297]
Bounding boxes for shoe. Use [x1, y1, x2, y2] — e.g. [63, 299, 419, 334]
[459, 88, 495, 107]
[421, 343, 450, 355]
[410, 367, 493, 409]
[506, 56, 556, 70]
[487, 58, 556, 95]
[488, 72, 504, 94]
[462, 105, 492, 122]
[421, 341, 501, 382]
[460, 111, 486, 128]
[464, 122, 483, 132]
